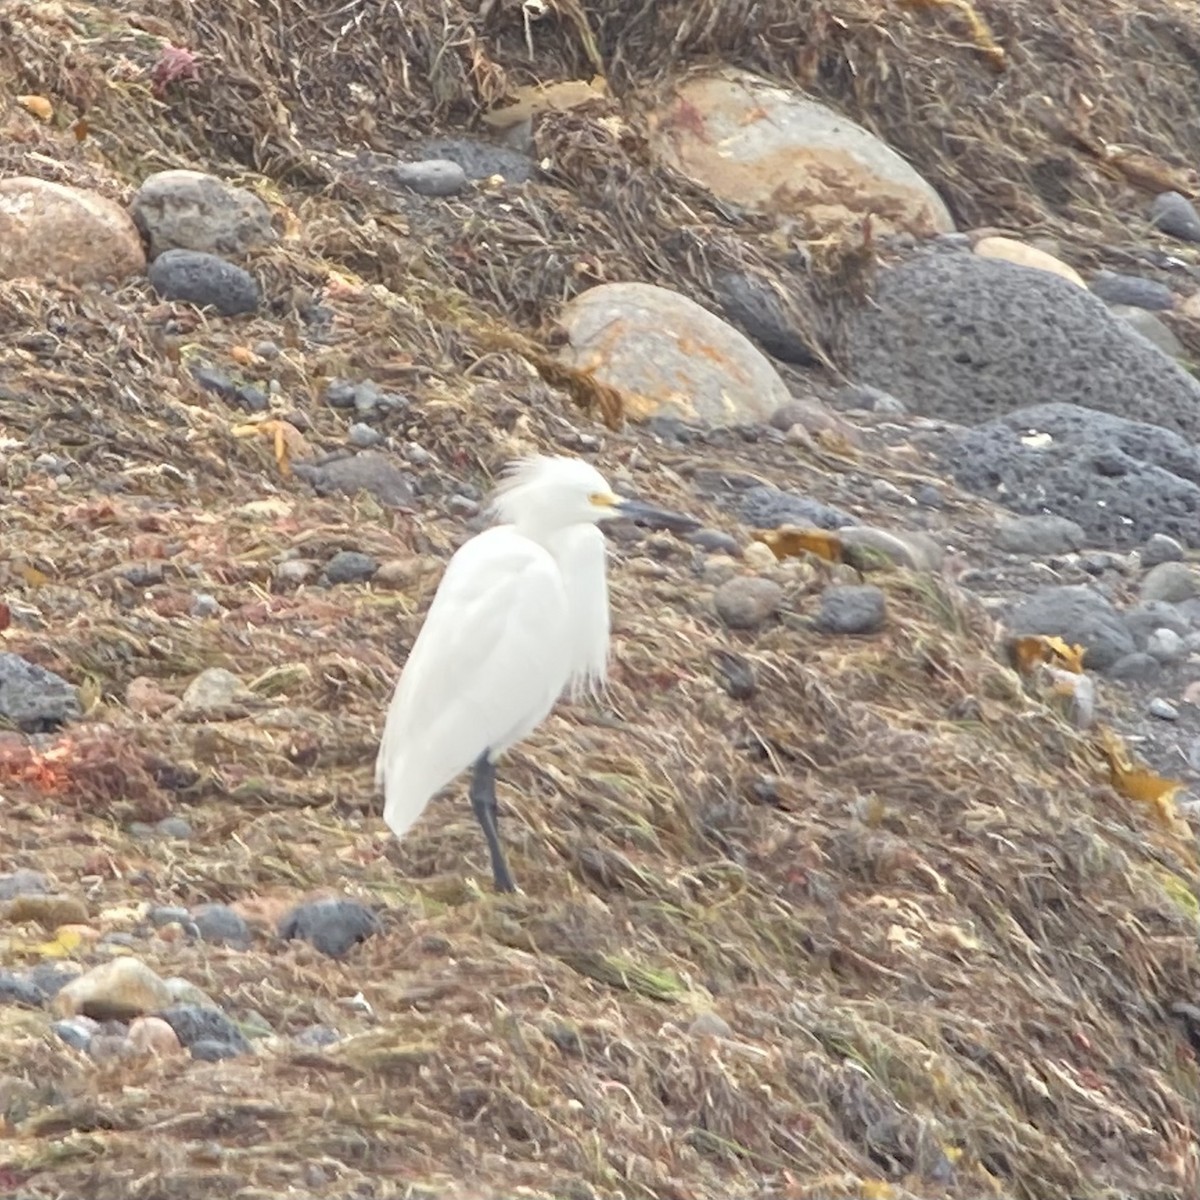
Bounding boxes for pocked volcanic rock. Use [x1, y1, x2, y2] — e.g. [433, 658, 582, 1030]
[648, 68, 954, 238]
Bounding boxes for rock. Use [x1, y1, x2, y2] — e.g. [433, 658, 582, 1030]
[180, 667, 247, 713]
[158, 1004, 253, 1054]
[278, 898, 382, 959]
[847, 252, 1200, 439]
[995, 515, 1087, 556]
[293, 452, 416, 508]
[937, 403, 1200, 550]
[0, 869, 50, 901]
[130, 169, 276, 260]
[1047, 667, 1096, 730]
[0, 653, 81, 731]
[1107, 652, 1162, 682]
[0, 176, 145, 284]
[688, 1011, 732, 1039]
[1146, 628, 1187, 663]
[148, 906, 192, 929]
[27, 963, 77, 998]
[1149, 698, 1180, 721]
[390, 159, 468, 196]
[1142, 562, 1200, 604]
[274, 558, 318, 588]
[769, 398, 853, 440]
[1125, 601, 1191, 646]
[1006, 585, 1135, 670]
[828, 384, 907, 415]
[688, 529, 740, 556]
[164, 977, 217, 1008]
[713, 577, 784, 630]
[738, 486, 854, 530]
[557, 281, 790, 425]
[148, 249, 261, 316]
[836, 526, 943, 573]
[712, 650, 757, 699]
[915, 484, 944, 509]
[1149, 191, 1200, 242]
[0, 969, 46, 1008]
[190, 593, 221, 619]
[713, 271, 816, 365]
[1113, 306, 1184, 359]
[191, 903, 251, 947]
[294, 1024, 341, 1048]
[1141, 534, 1185, 567]
[814, 585, 888, 635]
[414, 137, 538, 183]
[1089, 271, 1175, 312]
[127, 1015, 184, 1056]
[972, 236, 1085, 287]
[52, 1016, 99, 1051]
[190, 364, 239, 401]
[347, 422, 383, 448]
[51, 958, 173, 1021]
[649, 69, 952, 237]
[1, 892, 88, 930]
[191, 1039, 246, 1062]
[323, 550, 379, 585]
[155, 816, 192, 839]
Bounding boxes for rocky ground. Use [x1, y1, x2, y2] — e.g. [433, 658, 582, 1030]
[3, 2, 1200, 1199]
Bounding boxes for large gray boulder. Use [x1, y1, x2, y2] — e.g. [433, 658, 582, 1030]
[933, 403, 1200, 550]
[846, 250, 1200, 439]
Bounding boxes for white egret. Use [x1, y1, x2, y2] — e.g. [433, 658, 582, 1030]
[374, 454, 698, 893]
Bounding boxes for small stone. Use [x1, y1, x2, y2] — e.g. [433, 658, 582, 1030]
[1149, 191, 1200, 243]
[294, 452, 416, 508]
[0, 652, 82, 731]
[713, 576, 784, 630]
[180, 667, 246, 713]
[123, 563, 165, 587]
[131, 169, 276, 259]
[837, 526, 943, 572]
[274, 559, 318, 587]
[294, 1024, 341, 1048]
[1089, 271, 1175, 312]
[1114, 306, 1184, 358]
[189, 593, 221, 618]
[155, 815, 192, 839]
[738, 485, 854, 530]
[712, 650, 757, 700]
[1007, 585, 1135, 670]
[716, 271, 816, 365]
[278, 898, 382, 959]
[190, 903, 251, 947]
[1141, 534, 1185, 568]
[742, 542, 778, 572]
[158, 1004, 253, 1053]
[126, 676, 178, 717]
[391, 159, 468, 196]
[828, 383, 906, 414]
[347, 422, 383, 448]
[323, 551, 379, 585]
[0, 869, 50, 901]
[191, 1038, 246, 1062]
[1142, 562, 1200, 604]
[688, 1011, 732, 1039]
[164, 977, 217, 1008]
[52, 1015, 99, 1051]
[27, 962, 78, 998]
[373, 557, 426, 589]
[915, 484, 945, 509]
[149, 249, 261, 316]
[148, 906, 191, 929]
[1107, 652, 1162, 682]
[687, 529, 740, 556]
[2, 892, 88, 930]
[815, 584, 888, 635]
[0, 969, 46, 1008]
[254, 340, 281, 359]
[127, 1015, 184, 1057]
[995, 514, 1086, 556]
[701, 556, 739, 586]
[1124, 601, 1190, 646]
[189, 364, 239, 400]
[1149, 698, 1180, 721]
[1146, 627, 1187, 663]
[51, 957, 173, 1021]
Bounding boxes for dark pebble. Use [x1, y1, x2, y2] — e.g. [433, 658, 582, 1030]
[190, 364, 239, 400]
[687, 529, 741, 556]
[158, 1004, 253, 1053]
[235, 385, 269, 414]
[27, 963, 78, 998]
[149, 249, 261, 316]
[191, 903, 252, 947]
[915, 484, 944, 509]
[1106, 652, 1162, 682]
[713, 270, 816, 365]
[323, 550, 379, 584]
[1149, 192, 1200, 243]
[278, 897, 381, 959]
[0, 653, 82, 731]
[390, 159, 468, 196]
[0, 969, 45, 1008]
[815, 585, 888, 635]
[712, 650, 757, 700]
[52, 1017, 98, 1051]
[293, 452, 415, 508]
[1089, 270, 1175, 311]
[122, 563, 165, 586]
[738, 485, 855, 530]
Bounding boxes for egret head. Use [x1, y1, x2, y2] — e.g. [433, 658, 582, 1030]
[488, 455, 699, 535]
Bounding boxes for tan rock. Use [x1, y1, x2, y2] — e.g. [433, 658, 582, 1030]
[558, 281, 789, 424]
[51, 956, 173, 1021]
[972, 236, 1085, 288]
[2, 893, 88, 930]
[649, 69, 953, 238]
[127, 1016, 184, 1057]
[0, 177, 146, 285]
[126, 676, 179, 717]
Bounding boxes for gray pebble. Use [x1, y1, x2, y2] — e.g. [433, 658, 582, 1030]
[158, 1005, 253, 1053]
[713, 271, 815, 365]
[415, 136, 538, 183]
[155, 816, 193, 839]
[52, 1017, 99, 1051]
[391, 159, 468, 197]
[915, 484, 944, 509]
[815, 584, 888, 635]
[1149, 698, 1180, 721]
[447, 494, 478, 517]
[1146, 627, 1187, 663]
[1090, 270, 1175, 311]
[1149, 192, 1200, 243]
[323, 550, 379, 585]
[0, 969, 45, 1008]
[277, 897, 381, 959]
[274, 559, 317, 587]
[148, 249, 261, 316]
[147, 905, 192, 928]
[713, 577, 784, 630]
[688, 529, 740, 556]
[828, 384, 906, 414]
[190, 364, 239, 400]
[1007, 585, 1134, 670]
[293, 452, 415, 508]
[235, 384, 269, 414]
[294, 1024, 341, 1048]
[191, 903, 251, 947]
[122, 563, 165, 587]
[254, 340, 281, 359]
[1107, 652, 1163, 682]
[190, 1038, 247, 1062]
[1142, 561, 1200, 604]
[1141, 533, 1185, 567]
[712, 650, 756, 700]
[0, 652, 82, 732]
[0, 869, 50, 900]
[995, 514, 1086, 556]
[190, 593, 220, 619]
[738, 485, 854, 530]
[27, 963, 77, 998]
[347, 422, 383, 448]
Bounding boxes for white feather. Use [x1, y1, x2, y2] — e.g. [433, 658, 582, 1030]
[543, 522, 610, 701]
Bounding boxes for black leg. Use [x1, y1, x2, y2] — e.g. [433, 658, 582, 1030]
[469, 752, 517, 893]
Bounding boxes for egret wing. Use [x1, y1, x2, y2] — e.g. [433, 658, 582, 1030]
[545, 523, 610, 702]
[375, 528, 570, 838]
